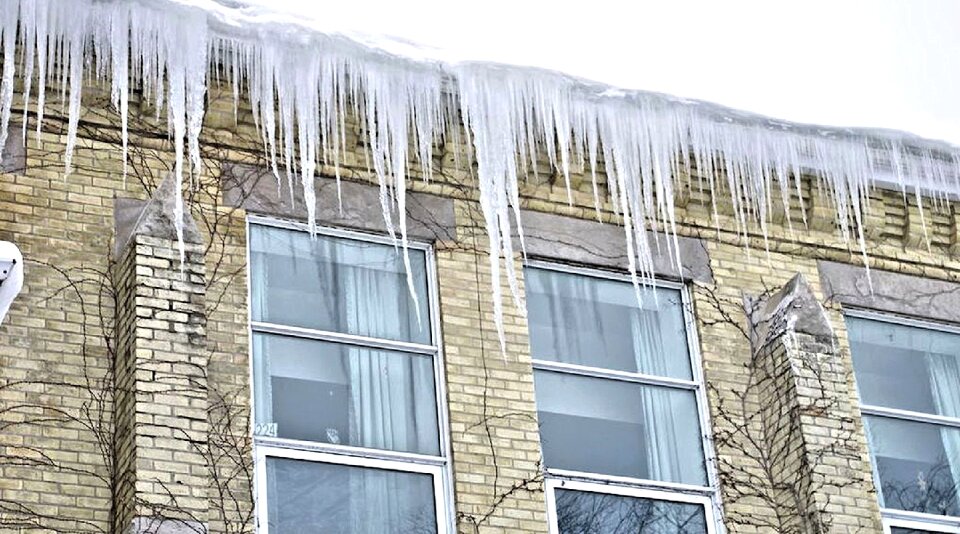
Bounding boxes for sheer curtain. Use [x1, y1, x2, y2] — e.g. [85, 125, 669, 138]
[250, 230, 273, 429]
[338, 243, 434, 452]
[927, 352, 960, 510]
[541, 271, 608, 365]
[341, 244, 435, 533]
[632, 309, 701, 485]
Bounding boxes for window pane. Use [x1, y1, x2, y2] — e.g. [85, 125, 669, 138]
[864, 415, 960, 516]
[526, 268, 692, 379]
[848, 317, 960, 417]
[253, 333, 440, 456]
[555, 488, 707, 534]
[266, 457, 437, 534]
[535, 370, 707, 485]
[890, 528, 943, 534]
[250, 224, 431, 344]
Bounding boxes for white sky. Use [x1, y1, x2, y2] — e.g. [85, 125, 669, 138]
[233, 0, 959, 146]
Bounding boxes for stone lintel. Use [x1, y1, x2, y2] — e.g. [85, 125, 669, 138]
[517, 209, 713, 284]
[221, 162, 456, 242]
[1, 125, 26, 175]
[818, 260, 960, 325]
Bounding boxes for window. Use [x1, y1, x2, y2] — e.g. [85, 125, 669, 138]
[249, 218, 450, 534]
[847, 312, 960, 533]
[525, 264, 718, 534]
[886, 520, 960, 534]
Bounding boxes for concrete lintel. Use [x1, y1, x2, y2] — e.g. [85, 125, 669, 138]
[1, 125, 26, 175]
[818, 260, 960, 325]
[517, 209, 713, 284]
[221, 162, 456, 242]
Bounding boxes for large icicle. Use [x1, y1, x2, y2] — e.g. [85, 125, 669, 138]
[1, 0, 959, 353]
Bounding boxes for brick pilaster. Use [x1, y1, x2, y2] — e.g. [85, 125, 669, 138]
[748, 274, 882, 533]
[113, 177, 208, 533]
[440, 201, 548, 534]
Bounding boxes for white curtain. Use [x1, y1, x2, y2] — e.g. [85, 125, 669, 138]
[341, 244, 434, 533]
[632, 309, 701, 485]
[540, 271, 608, 365]
[250, 231, 273, 429]
[927, 352, 960, 509]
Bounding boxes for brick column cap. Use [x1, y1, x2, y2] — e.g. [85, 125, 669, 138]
[114, 174, 203, 258]
[747, 273, 834, 349]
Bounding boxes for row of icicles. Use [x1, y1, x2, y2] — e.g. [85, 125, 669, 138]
[1, 0, 959, 349]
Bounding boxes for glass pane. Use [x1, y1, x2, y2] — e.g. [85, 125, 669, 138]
[253, 333, 440, 456]
[525, 268, 692, 379]
[535, 370, 707, 485]
[555, 488, 707, 534]
[848, 316, 960, 417]
[250, 224, 431, 344]
[890, 528, 942, 534]
[864, 415, 960, 516]
[266, 457, 437, 534]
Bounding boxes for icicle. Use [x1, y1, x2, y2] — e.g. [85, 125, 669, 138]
[61, 8, 85, 177]
[109, 5, 130, 181]
[18, 0, 35, 144]
[0, 1, 18, 162]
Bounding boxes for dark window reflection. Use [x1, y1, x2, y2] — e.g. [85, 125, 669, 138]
[253, 333, 440, 455]
[266, 458, 437, 534]
[864, 415, 960, 516]
[555, 488, 707, 534]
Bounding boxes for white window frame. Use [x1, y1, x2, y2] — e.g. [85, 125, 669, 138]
[846, 308, 960, 534]
[545, 479, 718, 534]
[526, 260, 723, 534]
[247, 215, 454, 534]
[884, 517, 960, 534]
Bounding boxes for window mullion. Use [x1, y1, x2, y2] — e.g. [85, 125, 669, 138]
[252, 320, 438, 355]
[862, 405, 960, 429]
[254, 436, 447, 467]
[532, 358, 699, 390]
[883, 509, 960, 533]
[546, 468, 715, 496]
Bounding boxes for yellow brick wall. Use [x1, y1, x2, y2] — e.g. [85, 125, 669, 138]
[0, 82, 957, 534]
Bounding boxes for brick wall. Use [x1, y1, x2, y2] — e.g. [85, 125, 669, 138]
[0, 82, 958, 534]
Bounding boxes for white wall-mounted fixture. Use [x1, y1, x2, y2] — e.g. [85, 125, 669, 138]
[0, 241, 23, 326]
